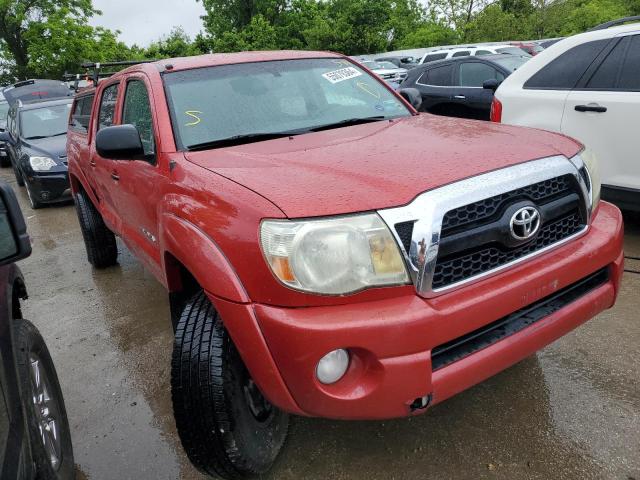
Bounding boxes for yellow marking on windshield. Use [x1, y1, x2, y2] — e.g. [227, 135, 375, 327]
[185, 111, 203, 126]
[356, 82, 381, 99]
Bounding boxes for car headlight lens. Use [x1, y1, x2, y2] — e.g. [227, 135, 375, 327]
[580, 148, 600, 209]
[570, 148, 600, 211]
[29, 156, 57, 171]
[260, 213, 409, 294]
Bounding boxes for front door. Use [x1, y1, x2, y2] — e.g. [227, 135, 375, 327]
[452, 61, 504, 120]
[111, 77, 165, 277]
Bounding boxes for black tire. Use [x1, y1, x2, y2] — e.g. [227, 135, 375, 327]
[74, 190, 118, 268]
[14, 319, 75, 480]
[13, 161, 25, 186]
[171, 292, 289, 479]
[25, 182, 43, 209]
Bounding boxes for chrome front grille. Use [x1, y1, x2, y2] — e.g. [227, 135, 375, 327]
[377, 156, 593, 298]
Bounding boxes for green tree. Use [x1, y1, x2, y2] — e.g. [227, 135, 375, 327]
[465, 4, 520, 42]
[399, 21, 459, 48]
[144, 27, 200, 59]
[0, 0, 98, 79]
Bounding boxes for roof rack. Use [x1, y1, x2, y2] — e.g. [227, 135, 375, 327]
[64, 59, 158, 91]
[588, 15, 640, 31]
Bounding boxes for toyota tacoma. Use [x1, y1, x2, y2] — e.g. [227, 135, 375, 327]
[66, 51, 624, 479]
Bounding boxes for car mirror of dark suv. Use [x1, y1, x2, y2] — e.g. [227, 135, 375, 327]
[96, 124, 145, 160]
[397, 88, 422, 111]
[483, 78, 502, 91]
[0, 182, 31, 266]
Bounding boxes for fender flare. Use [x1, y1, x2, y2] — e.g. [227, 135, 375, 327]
[160, 213, 250, 303]
[68, 166, 100, 208]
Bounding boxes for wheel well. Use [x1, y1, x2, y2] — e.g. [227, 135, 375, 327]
[165, 252, 201, 330]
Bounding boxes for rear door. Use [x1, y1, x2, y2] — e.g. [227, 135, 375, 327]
[414, 63, 454, 112]
[562, 33, 640, 191]
[452, 61, 504, 120]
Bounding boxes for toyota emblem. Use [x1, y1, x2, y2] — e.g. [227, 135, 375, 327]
[510, 206, 541, 241]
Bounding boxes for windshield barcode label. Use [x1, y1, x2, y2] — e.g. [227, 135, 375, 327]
[322, 67, 363, 84]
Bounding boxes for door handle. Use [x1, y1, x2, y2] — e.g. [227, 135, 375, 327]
[111, 172, 120, 181]
[454, 95, 466, 99]
[575, 104, 607, 113]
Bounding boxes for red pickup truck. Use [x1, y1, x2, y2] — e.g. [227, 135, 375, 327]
[67, 51, 624, 479]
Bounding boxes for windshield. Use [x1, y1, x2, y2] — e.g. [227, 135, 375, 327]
[164, 58, 411, 150]
[377, 61, 398, 70]
[496, 47, 531, 57]
[492, 56, 529, 72]
[20, 103, 72, 139]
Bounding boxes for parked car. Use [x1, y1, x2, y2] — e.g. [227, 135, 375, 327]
[374, 55, 420, 69]
[68, 51, 623, 479]
[0, 181, 74, 479]
[358, 59, 409, 81]
[419, 45, 530, 64]
[493, 17, 640, 211]
[0, 95, 10, 167]
[0, 98, 73, 209]
[510, 41, 545, 56]
[400, 54, 528, 120]
[538, 37, 564, 49]
[2, 79, 73, 107]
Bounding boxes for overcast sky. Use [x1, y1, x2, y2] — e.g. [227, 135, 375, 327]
[90, 0, 206, 47]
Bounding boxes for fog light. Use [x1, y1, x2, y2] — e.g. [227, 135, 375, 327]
[316, 349, 349, 384]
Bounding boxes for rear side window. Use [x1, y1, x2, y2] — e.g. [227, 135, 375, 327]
[417, 64, 453, 86]
[98, 83, 119, 131]
[452, 51, 470, 58]
[476, 50, 492, 56]
[422, 53, 447, 63]
[619, 35, 640, 90]
[524, 39, 609, 89]
[70, 95, 94, 134]
[459, 63, 504, 87]
[122, 80, 155, 157]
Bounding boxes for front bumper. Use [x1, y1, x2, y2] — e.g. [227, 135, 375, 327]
[602, 184, 640, 212]
[26, 172, 71, 203]
[216, 202, 624, 420]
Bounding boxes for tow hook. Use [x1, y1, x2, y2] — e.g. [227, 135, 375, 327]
[410, 394, 433, 412]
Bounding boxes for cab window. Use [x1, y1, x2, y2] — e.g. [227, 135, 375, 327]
[98, 83, 119, 131]
[122, 80, 155, 158]
[70, 95, 94, 134]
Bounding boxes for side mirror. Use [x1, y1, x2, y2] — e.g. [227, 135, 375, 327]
[483, 78, 501, 91]
[0, 182, 31, 266]
[96, 124, 145, 160]
[398, 88, 423, 111]
[0, 131, 10, 143]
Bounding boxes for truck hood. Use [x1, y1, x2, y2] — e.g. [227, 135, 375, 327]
[185, 114, 581, 218]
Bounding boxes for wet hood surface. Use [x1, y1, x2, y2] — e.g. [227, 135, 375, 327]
[185, 114, 581, 218]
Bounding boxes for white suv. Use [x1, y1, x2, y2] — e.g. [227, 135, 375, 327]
[493, 17, 640, 211]
[419, 45, 530, 64]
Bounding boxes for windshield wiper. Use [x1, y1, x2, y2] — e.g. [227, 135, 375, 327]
[309, 116, 387, 132]
[186, 131, 306, 151]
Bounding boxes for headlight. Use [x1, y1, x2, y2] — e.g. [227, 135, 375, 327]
[29, 156, 57, 171]
[570, 148, 600, 211]
[260, 213, 409, 294]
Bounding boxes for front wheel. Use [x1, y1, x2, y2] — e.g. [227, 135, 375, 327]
[25, 182, 43, 209]
[171, 292, 289, 479]
[13, 161, 24, 186]
[74, 190, 118, 268]
[14, 319, 75, 479]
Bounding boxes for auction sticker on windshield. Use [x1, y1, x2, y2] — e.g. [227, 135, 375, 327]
[322, 67, 363, 84]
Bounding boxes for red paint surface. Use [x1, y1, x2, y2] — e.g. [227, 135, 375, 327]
[66, 51, 622, 420]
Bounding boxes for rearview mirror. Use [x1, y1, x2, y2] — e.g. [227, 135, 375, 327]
[96, 124, 144, 160]
[398, 88, 423, 111]
[0, 182, 31, 266]
[483, 78, 501, 91]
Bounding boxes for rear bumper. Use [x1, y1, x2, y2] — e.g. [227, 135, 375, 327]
[602, 184, 640, 212]
[215, 202, 624, 420]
